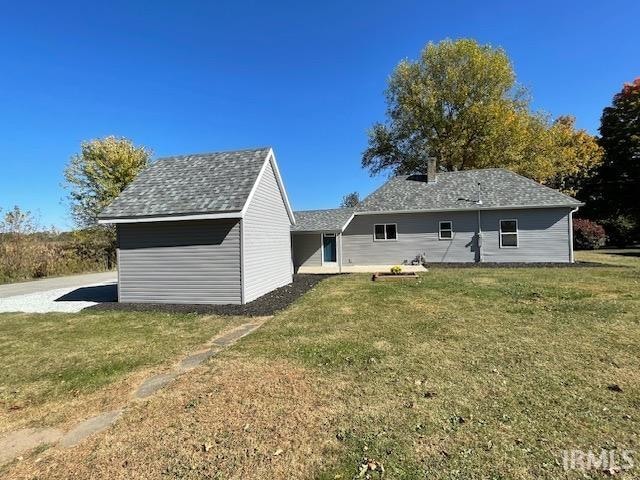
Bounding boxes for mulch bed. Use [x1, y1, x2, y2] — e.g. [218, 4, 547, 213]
[85, 274, 333, 317]
[423, 261, 614, 268]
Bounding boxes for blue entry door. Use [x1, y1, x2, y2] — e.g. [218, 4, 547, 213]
[323, 234, 337, 263]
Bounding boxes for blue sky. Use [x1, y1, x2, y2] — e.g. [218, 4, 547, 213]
[0, 1, 638, 229]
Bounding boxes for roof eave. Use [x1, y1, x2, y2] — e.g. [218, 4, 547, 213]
[97, 211, 243, 224]
[354, 203, 583, 216]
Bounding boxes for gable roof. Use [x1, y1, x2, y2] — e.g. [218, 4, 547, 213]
[356, 169, 582, 214]
[98, 147, 295, 224]
[291, 208, 354, 232]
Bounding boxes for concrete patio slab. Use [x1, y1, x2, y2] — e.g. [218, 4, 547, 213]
[296, 264, 428, 274]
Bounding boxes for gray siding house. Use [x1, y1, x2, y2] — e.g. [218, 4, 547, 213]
[99, 147, 295, 304]
[292, 160, 582, 271]
[101, 148, 583, 304]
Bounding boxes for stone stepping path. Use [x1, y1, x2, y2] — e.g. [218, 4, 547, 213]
[0, 318, 267, 466]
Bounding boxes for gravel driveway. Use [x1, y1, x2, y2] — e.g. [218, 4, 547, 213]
[0, 272, 117, 313]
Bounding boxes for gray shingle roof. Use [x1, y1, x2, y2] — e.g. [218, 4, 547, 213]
[291, 208, 354, 232]
[356, 169, 582, 213]
[99, 147, 271, 219]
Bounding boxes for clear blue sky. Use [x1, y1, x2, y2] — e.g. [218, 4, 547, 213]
[0, 1, 638, 229]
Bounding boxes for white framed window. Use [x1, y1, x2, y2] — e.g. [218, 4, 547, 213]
[373, 223, 397, 241]
[499, 219, 518, 248]
[439, 221, 453, 240]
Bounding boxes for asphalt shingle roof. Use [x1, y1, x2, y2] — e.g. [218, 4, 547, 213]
[291, 208, 354, 232]
[356, 169, 582, 213]
[99, 148, 271, 219]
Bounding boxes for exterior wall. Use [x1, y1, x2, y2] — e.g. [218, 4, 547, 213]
[341, 207, 572, 264]
[291, 233, 322, 270]
[117, 219, 242, 304]
[479, 208, 571, 263]
[242, 160, 293, 303]
[342, 211, 478, 264]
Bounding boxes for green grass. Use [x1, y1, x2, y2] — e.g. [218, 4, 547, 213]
[0, 310, 244, 427]
[227, 250, 640, 479]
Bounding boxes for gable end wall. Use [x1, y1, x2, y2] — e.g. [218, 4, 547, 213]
[242, 160, 293, 302]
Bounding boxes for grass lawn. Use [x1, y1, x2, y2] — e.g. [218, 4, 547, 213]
[0, 310, 247, 433]
[3, 250, 640, 479]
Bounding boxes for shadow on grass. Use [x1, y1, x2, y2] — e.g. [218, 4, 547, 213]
[604, 250, 640, 258]
[55, 283, 118, 303]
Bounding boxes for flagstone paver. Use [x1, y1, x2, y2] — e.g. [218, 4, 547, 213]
[0, 317, 268, 466]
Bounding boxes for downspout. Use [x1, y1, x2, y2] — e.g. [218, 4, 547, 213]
[477, 209, 483, 263]
[476, 181, 483, 263]
[116, 226, 121, 302]
[239, 219, 245, 304]
[338, 232, 343, 273]
[568, 207, 579, 263]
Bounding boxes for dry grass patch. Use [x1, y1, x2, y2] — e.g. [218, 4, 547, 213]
[5, 358, 343, 480]
[0, 311, 247, 434]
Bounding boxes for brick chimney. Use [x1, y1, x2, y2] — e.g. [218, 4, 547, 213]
[427, 157, 437, 183]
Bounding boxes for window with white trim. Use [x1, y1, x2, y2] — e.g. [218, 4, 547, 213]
[499, 219, 518, 248]
[439, 221, 453, 240]
[374, 223, 397, 241]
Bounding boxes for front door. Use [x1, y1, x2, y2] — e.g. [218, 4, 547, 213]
[322, 233, 337, 264]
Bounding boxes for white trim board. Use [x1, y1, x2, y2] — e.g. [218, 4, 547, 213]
[338, 204, 581, 232]
[98, 211, 242, 224]
[240, 148, 296, 225]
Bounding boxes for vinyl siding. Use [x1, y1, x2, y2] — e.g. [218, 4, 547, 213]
[117, 219, 241, 304]
[242, 160, 293, 303]
[341, 208, 572, 265]
[479, 208, 571, 262]
[291, 233, 322, 269]
[342, 212, 478, 264]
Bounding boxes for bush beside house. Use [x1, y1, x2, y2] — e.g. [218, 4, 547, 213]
[573, 218, 606, 250]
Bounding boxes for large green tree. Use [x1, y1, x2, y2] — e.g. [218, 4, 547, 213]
[64, 136, 152, 227]
[580, 78, 640, 244]
[362, 39, 602, 187]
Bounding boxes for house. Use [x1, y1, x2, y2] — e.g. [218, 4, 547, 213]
[100, 148, 582, 305]
[98, 147, 295, 305]
[291, 159, 582, 271]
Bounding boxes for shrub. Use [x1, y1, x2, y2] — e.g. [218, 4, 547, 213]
[573, 218, 606, 250]
[390, 265, 403, 275]
[602, 215, 639, 247]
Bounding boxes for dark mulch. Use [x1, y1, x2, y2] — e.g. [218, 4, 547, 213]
[84, 274, 334, 317]
[423, 261, 615, 268]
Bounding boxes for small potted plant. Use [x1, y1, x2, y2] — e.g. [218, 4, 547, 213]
[372, 265, 419, 281]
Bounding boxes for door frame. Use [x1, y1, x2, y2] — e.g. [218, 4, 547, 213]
[321, 232, 338, 265]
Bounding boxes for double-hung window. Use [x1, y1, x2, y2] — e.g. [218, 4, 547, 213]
[374, 223, 397, 241]
[439, 221, 453, 240]
[499, 219, 518, 248]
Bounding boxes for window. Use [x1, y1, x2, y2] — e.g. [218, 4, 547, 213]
[439, 221, 453, 240]
[374, 223, 397, 241]
[500, 219, 518, 248]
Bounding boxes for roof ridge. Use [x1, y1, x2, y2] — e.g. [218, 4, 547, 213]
[156, 146, 271, 161]
[294, 207, 354, 213]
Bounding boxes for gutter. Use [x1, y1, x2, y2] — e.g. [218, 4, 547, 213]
[568, 206, 580, 263]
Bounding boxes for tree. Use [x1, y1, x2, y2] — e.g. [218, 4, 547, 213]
[0, 206, 40, 279]
[362, 39, 602, 187]
[580, 78, 640, 245]
[340, 191, 360, 207]
[0, 205, 38, 236]
[64, 136, 152, 227]
[544, 116, 604, 196]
